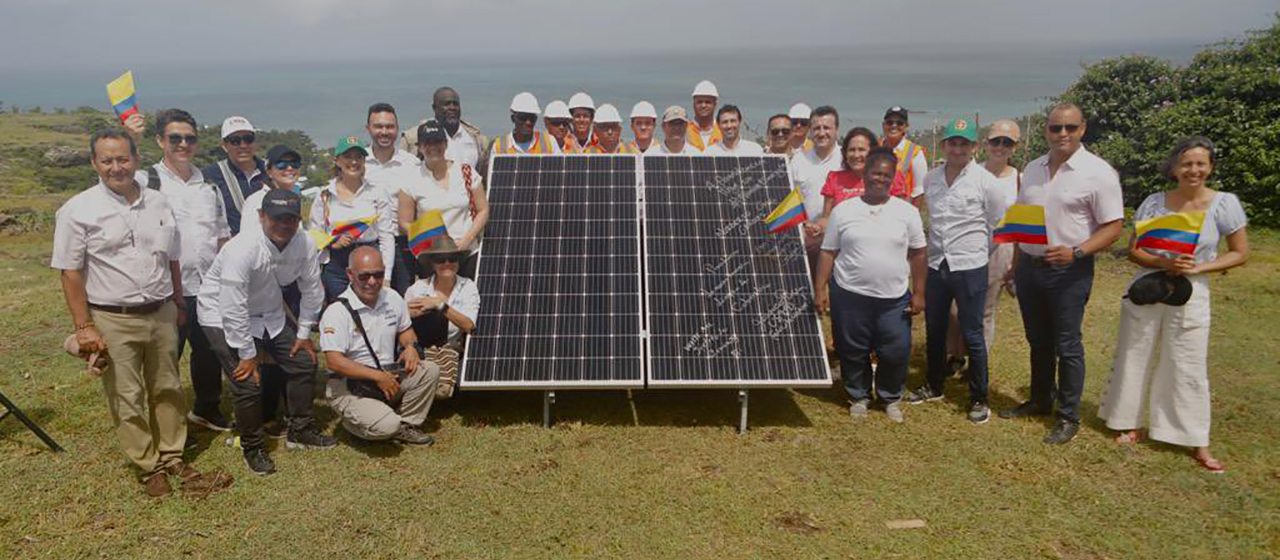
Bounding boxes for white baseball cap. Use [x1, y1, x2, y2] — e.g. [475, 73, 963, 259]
[510, 92, 541, 115]
[568, 92, 595, 111]
[544, 100, 572, 120]
[788, 103, 812, 120]
[594, 104, 621, 124]
[630, 101, 657, 120]
[221, 116, 256, 139]
[692, 80, 719, 98]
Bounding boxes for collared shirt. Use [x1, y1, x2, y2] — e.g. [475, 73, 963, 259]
[922, 160, 1011, 271]
[821, 196, 925, 299]
[148, 163, 229, 294]
[685, 121, 722, 151]
[308, 179, 397, 281]
[1017, 146, 1124, 257]
[704, 139, 764, 155]
[444, 125, 480, 169]
[401, 161, 484, 254]
[649, 141, 701, 155]
[404, 276, 481, 342]
[202, 158, 269, 237]
[197, 229, 324, 360]
[319, 286, 411, 369]
[628, 139, 657, 154]
[52, 182, 181, 306]
[792, 146, 843, 222]
[365, 148, 420, 226]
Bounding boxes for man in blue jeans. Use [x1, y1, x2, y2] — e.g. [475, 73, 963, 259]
[904, 118, 1010, 423]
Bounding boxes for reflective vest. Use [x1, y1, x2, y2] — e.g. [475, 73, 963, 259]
[889, 138, 926, 198]
[491, 132, 556, 155]
[584, 141, 635, 154]
[627, 140, 655, 154]
[685, 121, 722, 152]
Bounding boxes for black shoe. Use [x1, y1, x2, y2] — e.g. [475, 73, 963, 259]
[243, 448, 276, 475]
[394, 424, 436, 447]
[998, 400, 1052, 419]
[1043, 419, 1080, 445]
[187, 409, 233, 432]
[968, 402, 991, 424]
[286, 426, 338, 450]
[263, 420, 288, 440]
[904, 385, 944, 405]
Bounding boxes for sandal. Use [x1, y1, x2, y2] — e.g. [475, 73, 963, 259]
[1114, 431, 1141, 445]
[1195, 454, 1226, 474]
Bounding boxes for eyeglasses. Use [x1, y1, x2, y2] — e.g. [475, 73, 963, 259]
[432, 253, 463, 264]
[769, 128, 792, 137]
[513, 114, 537, 123]
[225, 134, 256, 146]
[546, 119, 570, 127]
[883, 119, 908, 128]
[791, 119, 810, 127]
[987, 137, 1016, 148]
[273, 160, 301, 170]
[355, 271, 385, 282]
[166, 134, 199, 146]
[1048, 124, 1081, 134]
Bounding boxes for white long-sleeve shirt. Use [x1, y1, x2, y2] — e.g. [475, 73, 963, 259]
[922, 160, 1011, 271]
[197, 229, 323, 360]
[308, 179, 396, 280]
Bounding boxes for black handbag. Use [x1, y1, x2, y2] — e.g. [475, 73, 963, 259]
[335, 298, 403, 403]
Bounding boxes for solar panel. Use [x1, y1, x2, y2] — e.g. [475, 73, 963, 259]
[462, 155, 645, 389]
[642, 156, 830, 387]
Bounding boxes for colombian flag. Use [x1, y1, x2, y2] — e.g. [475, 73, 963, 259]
[993, 204, 1047, 245]
[764, 189, 807, 234]
[106, 71, 139, 123]
[307, 228, 335, 251]
[1135, 211, 1204, 255]
[330, 215, 378, 239]
[407, 209, 447, 256]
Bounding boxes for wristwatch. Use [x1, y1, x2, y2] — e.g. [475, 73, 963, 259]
[1072, 247, 1086, 261]
[440, 302, 450, 314]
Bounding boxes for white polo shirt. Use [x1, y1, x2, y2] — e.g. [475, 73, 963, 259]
[821, 196, 926, 299]
[404, 275, 481, 343]
[146, 162, 229, 295]
[197, 229, 324, 360]
[400, 162, 484, 254]
[320, 286, 411, 369]
[51, 182, 181, 306]
[792, 146, 843, 222]
[308, 179, 397, 280]
[922, 160, 1011, 271]
[365, 148, 420, 226]
[1017, 146, 1124, 257]
[704, 140, 764, 156]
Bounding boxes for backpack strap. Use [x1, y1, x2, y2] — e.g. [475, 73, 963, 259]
[146, 165, 161, 191]
[217, 159, 246, 212]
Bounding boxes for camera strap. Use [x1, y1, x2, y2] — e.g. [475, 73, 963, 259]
[336, 297, 383, 371]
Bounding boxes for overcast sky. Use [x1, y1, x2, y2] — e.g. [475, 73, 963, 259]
[1, 0, 1275, 70]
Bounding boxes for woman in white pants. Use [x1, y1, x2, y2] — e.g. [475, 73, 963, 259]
[1098, 136, 1249, 473]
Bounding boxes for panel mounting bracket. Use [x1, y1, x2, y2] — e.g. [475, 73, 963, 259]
[737, 389, 749, 435]
[542, 390, 556, 428]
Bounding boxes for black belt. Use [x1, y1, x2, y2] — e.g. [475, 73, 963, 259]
[89, 299, 168, 315]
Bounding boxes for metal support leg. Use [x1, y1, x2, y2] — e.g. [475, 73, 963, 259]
[738, 389, 749, 434]
[0, 391, 64, 452]
[542, 390, 556, 428]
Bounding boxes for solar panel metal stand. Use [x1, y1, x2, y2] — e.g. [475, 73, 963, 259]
[0, 390, 65, 452]
[737, 390, 749, 434]
[542, 391, 556, 428]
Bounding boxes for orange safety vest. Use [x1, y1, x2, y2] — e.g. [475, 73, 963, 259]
[685, 120, 722, 152]
[492, 132, 556, 155]
[627, 140, 655, 153]
[584, 141, 635, 154]
[888, 138, 926, 198]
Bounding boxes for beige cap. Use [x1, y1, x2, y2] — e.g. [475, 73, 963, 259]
[987, 119, 1021, 142]
[594, 104, 622, 124]
[788, 103, 812, 120]
[662, 105, 688, 123]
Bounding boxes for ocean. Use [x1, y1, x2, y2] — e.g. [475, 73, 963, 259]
[3, 43, 1201, 146]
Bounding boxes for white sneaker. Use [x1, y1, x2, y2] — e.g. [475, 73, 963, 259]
[885, 401, 904, 423]
[849, 399, 870, 420]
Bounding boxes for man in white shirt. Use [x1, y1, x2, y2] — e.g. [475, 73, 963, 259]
[321, 246, 439, 445]
[652, 106, 701, 155]
[203, 116, 269, 236]
[704, 105, 764, 155]
[790, 106, 842, 278]
[400, 87, 487, 173]
[999, 103, 1125, 446]
[52, 130, 194, 496]
[764, 114, 794, 158]
[904, 118, 1010, 424]
[364, 102, 418, 294]
[198, 189, 334, 475]
[145, 109, 233, 433]
[788, 103, 814, 153]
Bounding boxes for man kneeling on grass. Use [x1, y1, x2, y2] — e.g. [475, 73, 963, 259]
[321, 246, 439, 446]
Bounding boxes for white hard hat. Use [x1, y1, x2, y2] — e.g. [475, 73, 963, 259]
[568, 92, 595, 111]
[544, 100, 572, 120]
[630, 101, 657, 120]
[788, 103, 812, 120]
[510, 92, 541, 115]
[692, 80, 719, 98]
[594, 104, 621, 124]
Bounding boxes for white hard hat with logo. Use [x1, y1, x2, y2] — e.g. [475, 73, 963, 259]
[510, 92, 541, 115]
[691, 80, 719, 98]
[544, 100, 572, 120]
[568, 92, 595, 111]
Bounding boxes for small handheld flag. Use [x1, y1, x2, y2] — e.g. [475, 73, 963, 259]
[329, 215, 378, 240]
[993, 204, 1047, 245]
[764, 189, 807, 234]
[106, 71, 139, 123]
[408, 209, 447, 256]
[307, 228, 335, 251]
[1135, 211, 1204, 255]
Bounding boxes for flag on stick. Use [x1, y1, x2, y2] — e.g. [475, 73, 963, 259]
[1135, 211, 1204, 255]
[764, 189, 807, 234]
[407, 209, 447, 256]
[106, 71, 139, 123]
[993, 204, 1047, 245]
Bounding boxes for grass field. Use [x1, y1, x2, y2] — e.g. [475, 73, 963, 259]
[0, 216, 1277, 559]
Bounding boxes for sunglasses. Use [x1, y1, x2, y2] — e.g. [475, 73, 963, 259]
[431, 253, 464, 264]
[769, 128, 792, 136]
[513, 114, 538, 123]
[273, 160, 301, 170]
[355, 271, 385, 282]
[546, 119, 570, 127]
[987, 137, 1016, 148]
[791, 119, 810, 127]
[884, 119, 908, 128]
[225, 134, 256, 146]
[1048, 124, 1081, 134]
[166, 134, 199, 146]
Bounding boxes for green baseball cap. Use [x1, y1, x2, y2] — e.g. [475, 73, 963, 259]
[942, 117, 977, 143]
[333, 135, 369, 156]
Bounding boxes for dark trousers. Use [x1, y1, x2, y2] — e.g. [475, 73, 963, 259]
[178, 296, 221, 416]
[258, 282, 301, 422]
[830, 284, 912, 403]
[203, 324, 317, 450]
[925, 261, 989, 403]
[1014, 253, 1094, 423]
[390, 234, 416, 295]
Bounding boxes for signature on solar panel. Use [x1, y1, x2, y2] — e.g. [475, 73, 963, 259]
[755, 286, 812, 339]
[684, 323, 742, 358]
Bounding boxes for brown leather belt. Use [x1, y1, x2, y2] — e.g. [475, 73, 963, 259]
[89, 300, 168, 315]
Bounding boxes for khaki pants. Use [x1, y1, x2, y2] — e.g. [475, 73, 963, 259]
[326, 361, 440, 441]
[90, 302, 187, 476]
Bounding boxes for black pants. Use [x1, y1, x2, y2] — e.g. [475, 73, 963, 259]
[925, 261, 989, 403]
[178, 296, 221, 416]
[1014, 254, 1094, 423]
[203, 324, 317, 450]
[391, 234, 416, 295]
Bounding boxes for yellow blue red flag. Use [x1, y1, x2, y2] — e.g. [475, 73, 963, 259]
[106, 71, 139, 123]
[1135, 211, 1204, 255]
[764, 189, 807, 234]
[408, 209, 447, 256]
[993, 204, 1047, 245]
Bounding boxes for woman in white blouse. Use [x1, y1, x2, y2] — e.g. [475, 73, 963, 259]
[309, 136, 396, 302]
[397, 120, 490, 279]
[405, 236, 480, 399]
[1099, 136, 1249, 473]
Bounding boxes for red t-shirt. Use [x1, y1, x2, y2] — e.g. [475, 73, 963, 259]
[819, 169, 909, 209]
